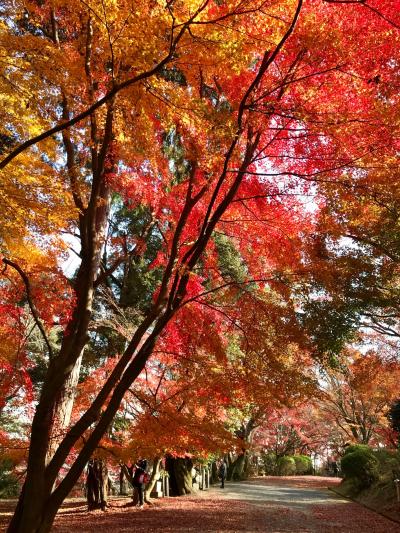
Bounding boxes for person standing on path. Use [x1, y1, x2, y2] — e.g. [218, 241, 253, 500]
[219, 460, 227, 489]
[133, 459, 148, 507]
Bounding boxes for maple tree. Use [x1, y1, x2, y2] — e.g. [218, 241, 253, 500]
[254, 406, 320, 460]
[296, 0, 400, 350]
[299, 189, 400, 355]
[0, 0, 399, 532]
[318, 349, 400, 446]
[253, 348, 400, 469]
[71, 280, 314, 489]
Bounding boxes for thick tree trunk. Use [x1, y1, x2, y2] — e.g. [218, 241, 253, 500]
[119, 464, 132, 495]
[145, 457, 163, 501]
[166, 456, 193, 496]
[86, 458, 108, 510]
[210, 460, 219, 484]
[243, 452, 251, 479]
[175, 457, 193, 495]
[228, 452, 247, 481]
[46, 352, 83, 463]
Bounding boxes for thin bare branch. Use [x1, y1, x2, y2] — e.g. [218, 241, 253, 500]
[2, 259, 54, 360]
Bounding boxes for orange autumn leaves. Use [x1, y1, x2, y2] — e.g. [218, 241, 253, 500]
[0, 0, 399, 476]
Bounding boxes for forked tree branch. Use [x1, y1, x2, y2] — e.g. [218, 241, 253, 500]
[2, 258, 54, 359]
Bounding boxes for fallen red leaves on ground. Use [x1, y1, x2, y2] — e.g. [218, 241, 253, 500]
[1, 477, 399, 532]
[248, 475, 342, 489]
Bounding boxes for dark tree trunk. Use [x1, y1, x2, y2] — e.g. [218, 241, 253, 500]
[243, 452, 251, 479]
[119, 464, 132, 495]
[120, 463, 137, 502]
[165, 456, 193, 496]
[86, 459, 108, 510]
[210, 461, 219, 484]
[119, 465, 124, 495]
[228, 451, 247, 481]
[46, 352, 83, 464]
[175, 457, 193, 495]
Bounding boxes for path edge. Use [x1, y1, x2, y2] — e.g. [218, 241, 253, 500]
[328, 486, 400, 525]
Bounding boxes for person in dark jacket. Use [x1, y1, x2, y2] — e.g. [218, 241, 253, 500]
[218, 460, 227, 489]
[133, 459, 148, 507]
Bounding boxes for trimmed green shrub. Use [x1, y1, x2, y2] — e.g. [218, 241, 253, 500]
[293, 455, 313, 475]
[341, 450, 379, 488]
[261, 453, 277, 475]
[372, 448, 399, 463]
[373, 449, 400, 479]
[277, 456, 296, 476]
[343, 444, 372, 456]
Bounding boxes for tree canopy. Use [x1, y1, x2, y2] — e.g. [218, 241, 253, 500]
[0, 1, 399, 532]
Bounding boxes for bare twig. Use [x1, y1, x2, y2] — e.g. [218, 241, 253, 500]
[2, 258, 54, 359]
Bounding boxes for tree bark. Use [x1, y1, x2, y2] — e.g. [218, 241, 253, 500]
[166, 457, 193, 496]
[46, 351, 83, 463]
[228, 452, 247, 481]
[86, 459, 108, 511]
[210, 461, 219, 485]
[145, 457, 163, 501]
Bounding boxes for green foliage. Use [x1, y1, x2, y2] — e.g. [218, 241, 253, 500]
[0, 460, 19, 498]
[162, 128, 191, 186]
[373, 449, 400, 480]
[343, 444, 372, 456]
[293, 455, 312, 475]
[111, 200, 163, 312]
[341, 449, 379, 488]
[300, 299, 357, 356]
[213, 233, 247, 283]
[277, 456, 296, 476]
[26, 325, 62, 392]
[261, 452, 277, 475]
[158, 66, 187, 87]
[80, 199, 165, 371]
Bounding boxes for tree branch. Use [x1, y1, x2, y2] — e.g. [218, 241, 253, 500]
[0, 1, 211, 170]
[2, 258, 53, 360]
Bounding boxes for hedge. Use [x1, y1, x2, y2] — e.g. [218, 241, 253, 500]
[277, 456, 296, 476]
[293, 455, 313, 475]
[343, 444, 372, 456]
[341, 449, 379, 488]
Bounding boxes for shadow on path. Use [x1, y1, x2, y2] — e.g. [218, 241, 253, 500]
[1, 478, 399, 532]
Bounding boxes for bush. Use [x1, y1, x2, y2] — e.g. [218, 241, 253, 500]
[0, 460, 19, 498]
[277, 456, 296, 476]
[343, 444, 372, 456]
[373, 449, 400, 480]
[293, 455, 313, 475]
[372, 448, 399, 463]
[340, 450, 379, 488]
[261, 453, 277, 475]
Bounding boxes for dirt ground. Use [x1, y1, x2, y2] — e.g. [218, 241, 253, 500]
[1, 476, 399, 532]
